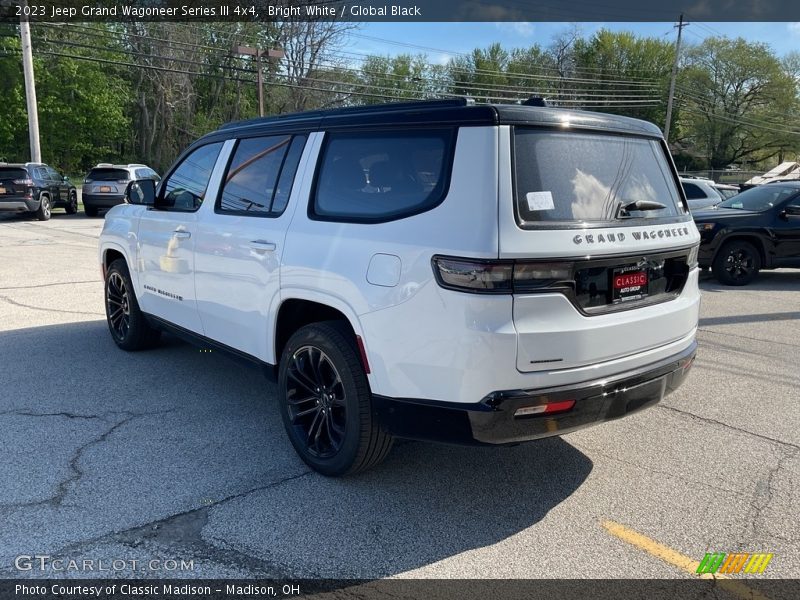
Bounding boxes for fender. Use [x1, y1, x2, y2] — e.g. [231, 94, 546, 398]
[272, 287, 368, 364]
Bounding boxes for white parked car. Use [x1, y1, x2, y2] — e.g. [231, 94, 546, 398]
[99, 99, 700, 476]
[681, 177, 724, 211]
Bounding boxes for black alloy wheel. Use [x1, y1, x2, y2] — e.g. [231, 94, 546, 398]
[104, 259, 161, 350]
[712, 240, 761, 286]
[278, 321, 393, 476]
[286, 345, 347, 459]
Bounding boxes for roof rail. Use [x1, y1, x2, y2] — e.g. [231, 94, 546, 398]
[96, 163, 113, 167]
[219, 97, 477, 130]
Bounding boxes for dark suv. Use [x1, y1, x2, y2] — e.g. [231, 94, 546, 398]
[82, 164, 160, 217]
[0, 162, 77, 221]
[693, 181, 800, 285]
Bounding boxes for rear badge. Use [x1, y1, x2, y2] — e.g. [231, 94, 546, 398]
[612, 265, 649, 303]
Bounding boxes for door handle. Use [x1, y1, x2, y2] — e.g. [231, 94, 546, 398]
[250, 239, 276, 251]
[173, 230, 191, 239]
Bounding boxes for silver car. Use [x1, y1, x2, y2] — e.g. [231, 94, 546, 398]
[82, 164, 160, 217]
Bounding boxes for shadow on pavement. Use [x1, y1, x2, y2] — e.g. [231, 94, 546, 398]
[0, 320, 593, 577]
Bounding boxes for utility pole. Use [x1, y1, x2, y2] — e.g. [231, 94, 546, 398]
[19, 6, 41, 163]
[233, 45, 285, 117]
[664, 14, 688, 143]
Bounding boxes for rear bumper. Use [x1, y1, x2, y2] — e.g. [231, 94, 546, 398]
[373, 341, 697, 445]
[83, 194, 125, 208]
[0, 197, 38, 211]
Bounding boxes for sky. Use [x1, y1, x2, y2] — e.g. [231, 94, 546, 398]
[346, 22, 800, 62]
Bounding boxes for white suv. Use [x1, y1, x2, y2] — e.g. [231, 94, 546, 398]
[99, 99, 700, 476]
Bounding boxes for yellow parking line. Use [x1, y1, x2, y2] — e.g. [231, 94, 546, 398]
[601, 520, 771, 600]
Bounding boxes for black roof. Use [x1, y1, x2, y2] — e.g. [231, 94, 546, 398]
[201, 98, 663, 144]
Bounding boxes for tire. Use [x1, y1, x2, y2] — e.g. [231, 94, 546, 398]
[712, 240, 761, 286]
[65, 191, 78, 214]
[104, 259, 161, 351]
[35, 195, 51, 221]
[278, 321, 393, 476]
[84, 205, 99, 217]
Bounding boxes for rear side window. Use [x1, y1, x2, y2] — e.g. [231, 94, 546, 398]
[682, 182, 706, 199]
[217, 135, 306, 216]
[514, 129, 683, 225]
[312, 129, 454, 222]
[88, 168, 129, 182]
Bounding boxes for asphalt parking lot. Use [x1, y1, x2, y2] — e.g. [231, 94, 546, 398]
[0, 211, 798, 582]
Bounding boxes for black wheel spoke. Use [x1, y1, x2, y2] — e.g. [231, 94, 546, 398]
[291, 405, 320, 423]
[286, 344, 348, 459]
[288, 367, 317, 395]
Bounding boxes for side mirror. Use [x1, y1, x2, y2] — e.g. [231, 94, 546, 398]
[125, 180, 156, 206]
[784, 204, 800, 217]
[62, 175, 69, 183]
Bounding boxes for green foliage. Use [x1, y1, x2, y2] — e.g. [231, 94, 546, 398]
[678, 37, 800, 168]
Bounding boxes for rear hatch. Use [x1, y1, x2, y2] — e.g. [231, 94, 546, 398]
[503, 127, 699, 372]
[0, 167, 31, 197]
[84, 168, 129, 195]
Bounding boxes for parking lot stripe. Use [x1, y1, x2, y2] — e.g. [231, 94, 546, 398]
[601, 520, 770, 600]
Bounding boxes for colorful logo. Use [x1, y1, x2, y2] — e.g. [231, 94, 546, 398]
[697, 552, 773, 574]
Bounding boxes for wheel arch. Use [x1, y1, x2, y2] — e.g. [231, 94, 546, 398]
[101, 244, 133, 281]
[273, 292, 367, 370]
[713, 234, 769, 267]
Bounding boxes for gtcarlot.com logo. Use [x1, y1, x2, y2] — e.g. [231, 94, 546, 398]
[697, 552, 773, 574]
[14, 555, 195, 573]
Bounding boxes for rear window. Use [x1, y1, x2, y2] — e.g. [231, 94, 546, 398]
[0, 168, 27, 180]
[87, 168, 129, 181]
[514, 129, 683, 225]
[313, 129, 454, 222]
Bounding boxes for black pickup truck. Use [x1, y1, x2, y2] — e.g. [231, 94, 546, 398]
[693, 181, 800, 285]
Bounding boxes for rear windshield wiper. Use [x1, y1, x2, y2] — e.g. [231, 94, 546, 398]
[615, 200, 667, 218]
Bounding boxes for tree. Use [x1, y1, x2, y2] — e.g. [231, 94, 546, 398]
[571, 30, 673, 125]
[678, 37, 800, 168]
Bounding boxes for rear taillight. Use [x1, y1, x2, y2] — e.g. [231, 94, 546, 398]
[432, 257, 513, 293]
[432, 256, 573, 294]
[13, 178, 34, 185]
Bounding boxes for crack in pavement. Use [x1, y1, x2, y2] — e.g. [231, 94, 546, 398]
[571, 441, 751, 500]
[0, 409, 179, 510]
[0, 294, 104, 317]
[0, 410, 106, 420]
[0, 470, 314, 577]
[0, 280, 97, 291]
[657, 405, 800, 452]
[737, 447, 798, 550]
[698, 327, 800, 350]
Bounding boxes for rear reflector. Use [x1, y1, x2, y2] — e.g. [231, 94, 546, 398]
[514, 399, 576, 418]
[356, 335, 371, 374]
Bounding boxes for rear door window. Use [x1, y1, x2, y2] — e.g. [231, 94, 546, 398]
[217, 135, 305, 216]
[514, 129, 683, 225]
[312, 129, 454, 222]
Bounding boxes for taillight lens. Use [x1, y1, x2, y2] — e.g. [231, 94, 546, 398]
[432, 257, 513, 293]
[13, 178, 34, 185]
[432, 256, 573, 294]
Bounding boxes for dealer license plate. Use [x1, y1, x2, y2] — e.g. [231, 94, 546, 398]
[612, 266, 649, 303]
